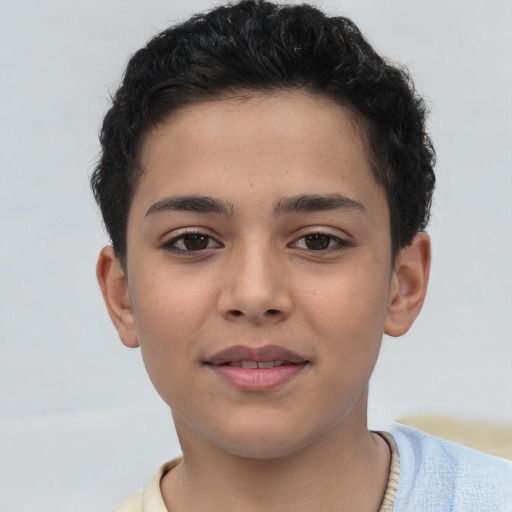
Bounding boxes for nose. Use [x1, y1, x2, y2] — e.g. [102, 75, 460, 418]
[217, 243, 293, 324]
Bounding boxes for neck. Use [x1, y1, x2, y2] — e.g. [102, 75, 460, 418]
[162, 411, 391, 512]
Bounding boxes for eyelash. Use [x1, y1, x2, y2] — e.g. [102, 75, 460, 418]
[291, 233, 353, 252]
[161, 230, 222, 253]
[160, 230, 353, 254]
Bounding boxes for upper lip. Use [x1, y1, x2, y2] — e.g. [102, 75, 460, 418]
[206, 344, 307, 365]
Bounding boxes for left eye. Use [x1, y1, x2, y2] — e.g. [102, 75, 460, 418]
[293, 233, 347, 251]
[164, 233, 221, 252]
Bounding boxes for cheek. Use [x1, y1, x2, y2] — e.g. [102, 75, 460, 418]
[299, 261, 391, 368]
[132, 265, 215, 340]
[128, 267, 216, 389]
[302, 263, 390, 329]
[303, 270, 389, 408]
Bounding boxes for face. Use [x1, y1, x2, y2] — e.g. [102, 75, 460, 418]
[111, 92, 406, 459]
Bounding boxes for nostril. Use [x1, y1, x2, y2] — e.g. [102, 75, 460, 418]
[223, 308, 287, 321]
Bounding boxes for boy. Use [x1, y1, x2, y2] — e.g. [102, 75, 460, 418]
[91, 1, 512, 510]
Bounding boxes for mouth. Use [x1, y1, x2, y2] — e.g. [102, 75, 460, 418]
[205, 344, 307, 367]
[219, 360, 293, 369]
[205, 345, 309, 391]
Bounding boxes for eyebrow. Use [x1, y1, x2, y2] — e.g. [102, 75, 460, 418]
[145, 193, 366, 218]
[146, 195, 234, 217]
[273, 193, 367, 216]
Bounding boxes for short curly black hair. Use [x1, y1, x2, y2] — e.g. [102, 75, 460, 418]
[91, 0, 435, 263]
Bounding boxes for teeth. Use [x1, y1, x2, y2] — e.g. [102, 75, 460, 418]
[234, 360, 288, 369]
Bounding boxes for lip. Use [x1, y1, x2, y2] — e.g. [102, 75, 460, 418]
[205, 344, 308, 392]
[206, 344, 306, 365]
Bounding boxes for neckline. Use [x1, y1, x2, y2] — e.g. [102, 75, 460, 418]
[151, 432, 400, 512]
[377, 431, 400, 512]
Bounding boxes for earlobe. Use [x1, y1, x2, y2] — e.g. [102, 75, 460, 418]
[96, 246, 139, 348]
[384, 232, 431, 337]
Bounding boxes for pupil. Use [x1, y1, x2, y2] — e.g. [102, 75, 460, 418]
[184, 234, 208, 250]
[305, 234, 330, 250]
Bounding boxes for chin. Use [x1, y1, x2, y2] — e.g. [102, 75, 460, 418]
[213, 421, 320, 460]
[174, 406, 333, 461]
[224, 439, 306, 460]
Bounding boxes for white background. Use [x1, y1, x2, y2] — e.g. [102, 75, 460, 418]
[0, 1, 511, 510]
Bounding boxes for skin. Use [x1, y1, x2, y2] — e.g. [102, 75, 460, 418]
[98, 91, 430, 511]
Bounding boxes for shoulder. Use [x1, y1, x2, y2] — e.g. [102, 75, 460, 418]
[112, 459, 182, 512]
[387, 424, 512, 512]
[112, 489, 143, 512]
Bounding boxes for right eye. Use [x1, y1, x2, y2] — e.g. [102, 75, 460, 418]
[162, 232, 222, 252]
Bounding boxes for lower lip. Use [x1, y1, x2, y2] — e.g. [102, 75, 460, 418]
[207, 363, 307, 391]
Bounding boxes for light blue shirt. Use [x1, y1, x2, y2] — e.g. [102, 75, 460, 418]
[388, 424, 512, 511]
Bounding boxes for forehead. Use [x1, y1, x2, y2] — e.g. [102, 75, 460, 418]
[133, 91, 385, 220]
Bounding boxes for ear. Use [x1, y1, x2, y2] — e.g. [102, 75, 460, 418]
[96, 246, 139, 348]
[384, 232, 431, 337]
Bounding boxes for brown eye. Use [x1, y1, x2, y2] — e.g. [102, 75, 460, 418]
[292, 232, 352, 253]
[304, 233, 331, 250]
[163, 232, 222, 252]
[182, 233, 210, 250]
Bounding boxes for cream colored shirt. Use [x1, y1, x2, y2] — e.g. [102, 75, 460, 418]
[113, 459, 181, 512]
[112, 433, 399, 512]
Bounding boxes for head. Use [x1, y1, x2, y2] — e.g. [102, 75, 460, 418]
[91, 0, 435, 267]
[93, 1, 434, 459]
